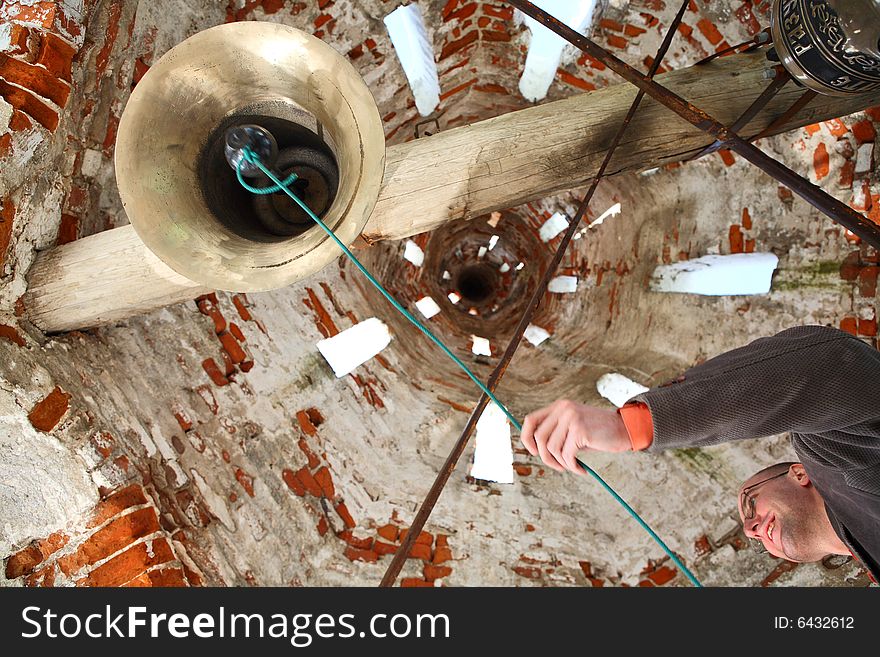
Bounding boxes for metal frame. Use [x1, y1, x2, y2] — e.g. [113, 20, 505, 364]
[379, 0, 879, 587]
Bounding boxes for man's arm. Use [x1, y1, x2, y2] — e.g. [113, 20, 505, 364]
[520, 326, 880, 472]
[635, 325, 880, 451]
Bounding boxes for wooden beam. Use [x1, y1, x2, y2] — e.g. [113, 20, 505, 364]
[24, 50, 876, 332]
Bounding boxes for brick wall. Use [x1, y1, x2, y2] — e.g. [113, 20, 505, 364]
[4, 484, 198, 587]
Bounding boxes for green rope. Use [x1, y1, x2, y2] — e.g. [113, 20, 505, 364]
[236, 166, 299, 195]
[237, 147, 702, 588]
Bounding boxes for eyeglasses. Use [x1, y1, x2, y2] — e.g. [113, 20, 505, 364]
[739, 470, 788, 553]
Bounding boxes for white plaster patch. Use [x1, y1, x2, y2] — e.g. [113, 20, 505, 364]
[488, 235, 499, 250]
[415, 295, 441, 319]
[442, 270, 451, 280]
[517, 0, 599, 101]
[471, 335, 491, 356]
[548, 275, 578, 293]
[487, 211, 502, 227]
[650, 253, 779, 296]
[0, 406, 97, 555]
[524, 324, 551, 346]
[477, 246, 487, 258]
[596, 373, 650, 408]
[80, 149, 104, 178]
[855, 142, 874, 174]
[469, 402, 514, 484]
[516, 262, 525, 271]
[317, 317, 392, 377]
[383, 4, 440, 117]
[403, 240, 425, 267]
[539, 212, 569, 242]
[0, 97, 12, 132]
[448, 291, 461, 304]
[499, 262, 510, 273]
[589, 202, 622, 229]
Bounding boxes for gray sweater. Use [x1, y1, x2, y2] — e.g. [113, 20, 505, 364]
[634, 325, 880, 581]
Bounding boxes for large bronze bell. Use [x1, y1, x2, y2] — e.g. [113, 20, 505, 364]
[771, 0, 880, 96]
[115, 22, 385, 292]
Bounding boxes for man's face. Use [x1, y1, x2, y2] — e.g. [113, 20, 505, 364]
[737, 464, 828, 563]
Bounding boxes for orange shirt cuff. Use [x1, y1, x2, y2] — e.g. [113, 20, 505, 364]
[618, 402, 654, 451]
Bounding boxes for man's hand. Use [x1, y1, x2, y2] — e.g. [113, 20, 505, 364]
[520, 400, 632, 474]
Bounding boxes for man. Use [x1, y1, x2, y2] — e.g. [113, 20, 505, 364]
[521, 325, 880, 581]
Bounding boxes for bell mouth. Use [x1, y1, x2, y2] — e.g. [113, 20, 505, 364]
[115, 22, 385, 292]
[198, 108, 340, 244]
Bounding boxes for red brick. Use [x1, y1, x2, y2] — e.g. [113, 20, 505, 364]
[60, 507, 162, 576]
[88, 485, 148, 529]
[859, 266, 878, 297]
[77, 538, 175, 587]
[296, 409, 318, 436]
[599, 18, 624, 32]
[439, 30, 478, 60]
[0, 323, 26, 346]
[294, 467, 322, 497]
[123, 566, 188, 587]
[339, 530, 373, 550]
[423, 564, 452, 581]
[865, 107, 880, 122]
[297, 438, 320, 469]
[825, 118, 849, 138]
[218, 330, 247, 364]
[282, 469, 306, 496]
[840, 317, 858, 336]
[408, 543, 432, 561]
[513, 464, 532, 476]
[858, 316, 877, 336]
[344, 547, 377, 563]
[5, 531, 68, 579]
[839, 159, 855, 189]
[513, 566, 542, 579]
[401, 578, 433, 587]
[36, 33, 77, 83]
[232, 294, 252, 321]
[646, 565, 677, 585]
[0, 54, 69, 106]
[433, 546, 453, 565]
[335, 502, 356, 528]
[400, 529, 432, 545]
[1, 23, 29, 55]
[373, 541, 398, 556]
[557, 70, 595, 92]
[235, 468, 255, 497]
[28, 386, 71, 432]
[624, 24, 646, 37]
[696, 18, 723, 45]
[813, 142, 829, 180]
[718, 149, 735, 166]
[606, 34, 628, 49]
[729, 224, 744, 254]
[377, 524, 398, 542]
[201, 358, 229, 386]
[741, 207, 752, 230]
[196, 295, 226, 333]
[313, 466, 335, 498]
[316, 516, 329, 536]
[229, 322, 246, 343]
[852, 120, 876, 144]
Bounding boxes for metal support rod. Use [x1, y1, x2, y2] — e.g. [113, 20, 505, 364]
[507, 0, 880, 248]
[749, 89, 818, 143]
[693, 66, 790, 159]
[378, 0, 692, 588]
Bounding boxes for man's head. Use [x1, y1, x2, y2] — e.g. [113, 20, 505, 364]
[738, 461, 838, 563]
